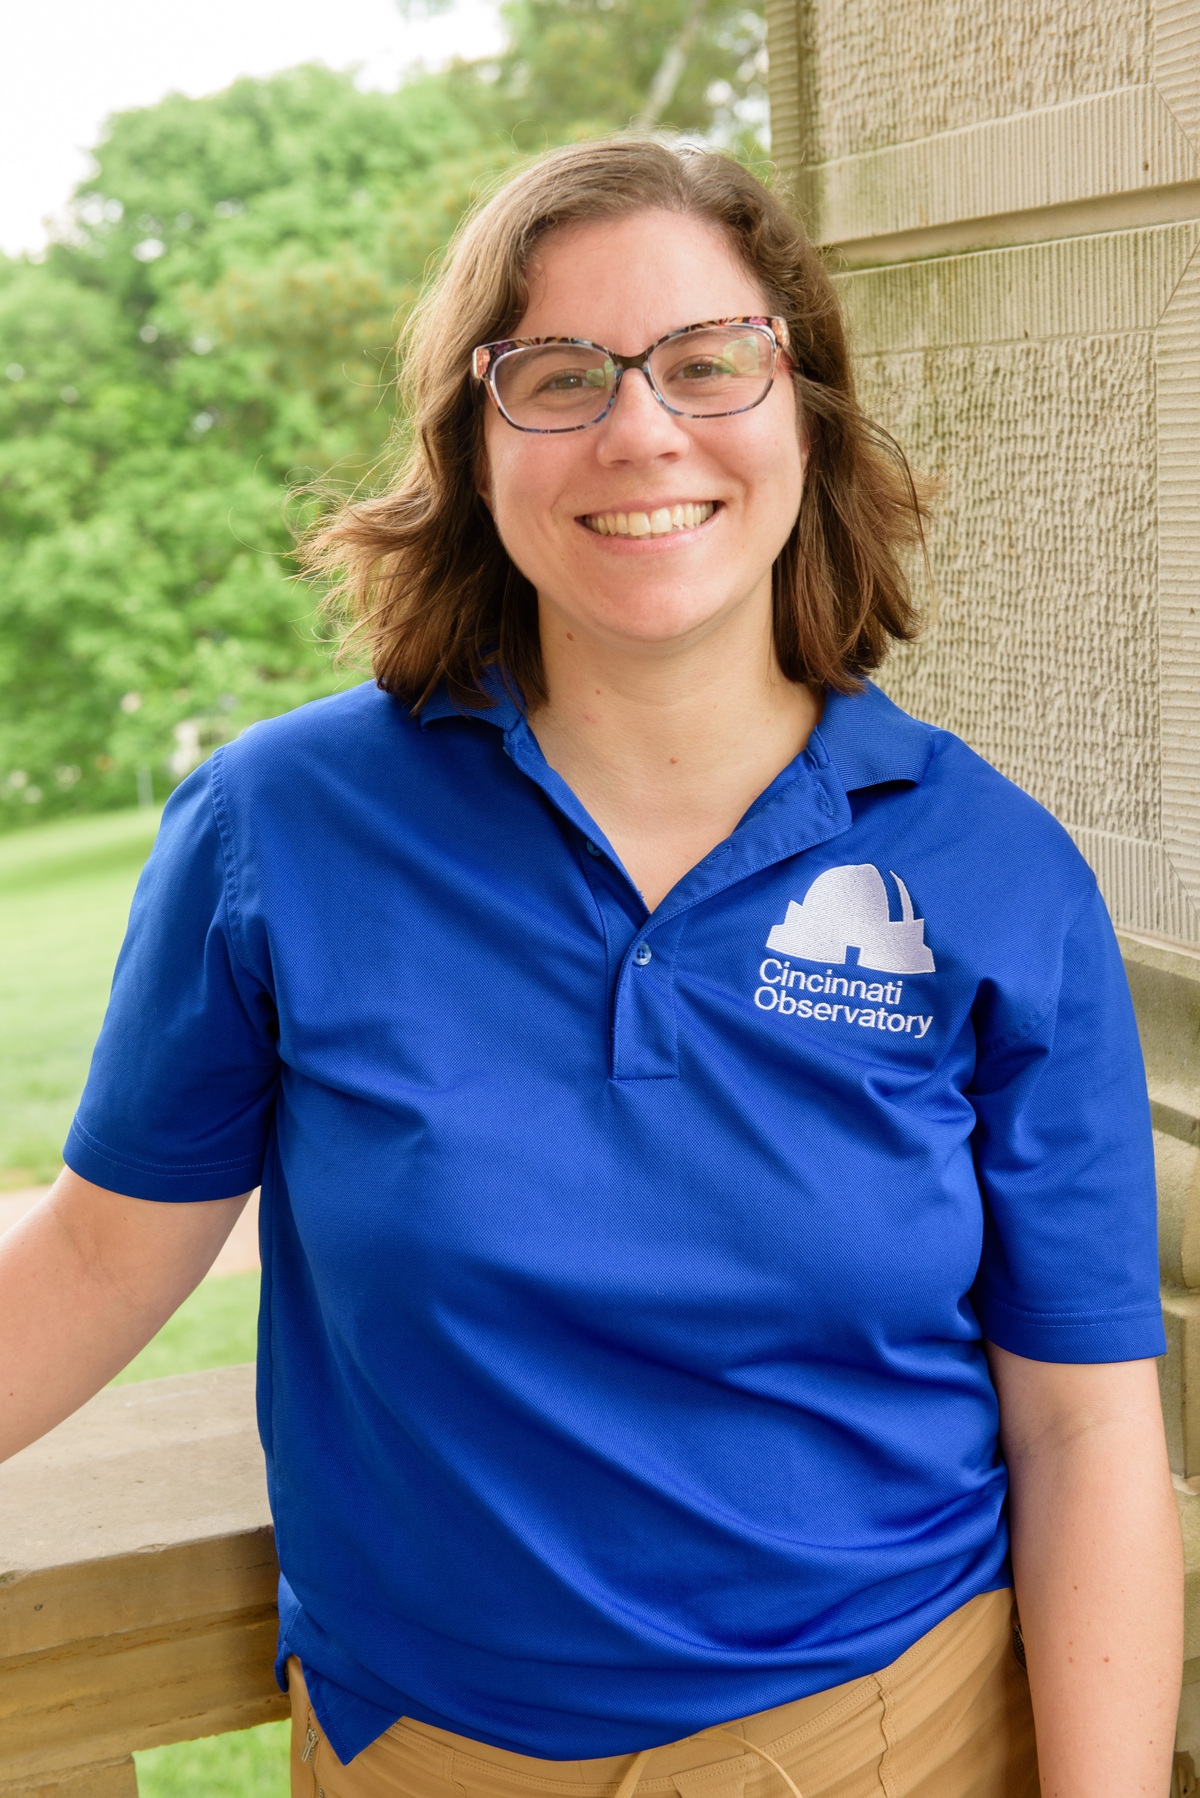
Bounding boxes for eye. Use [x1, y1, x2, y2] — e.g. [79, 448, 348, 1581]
[495, 346, 614, 420]
[531, 361, 612, 395]
[535, 367, 590, 393]
[676, 355, 732, 381]
[659, 334, 768, 387]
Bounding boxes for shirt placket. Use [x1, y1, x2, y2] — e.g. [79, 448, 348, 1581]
[606, 906, 690, 1080]
[503, 719, 854, 1085]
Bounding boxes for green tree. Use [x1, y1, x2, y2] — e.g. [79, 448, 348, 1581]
[0, 67, 502, 820]
[0, 0, 765, 827]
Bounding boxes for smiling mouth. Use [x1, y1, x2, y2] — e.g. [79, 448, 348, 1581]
[582, 502, 717, 538]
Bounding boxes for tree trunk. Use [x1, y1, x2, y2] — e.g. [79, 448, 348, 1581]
[633, 0, 710, 129]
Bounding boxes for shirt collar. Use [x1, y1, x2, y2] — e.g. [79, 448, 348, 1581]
[417, 666, 524, 732]
[420, 670, 935, 793]
[813, 680, 935, 792]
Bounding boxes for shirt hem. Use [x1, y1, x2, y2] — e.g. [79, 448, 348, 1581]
[64, 1121, 263, 1203]
[275, 1553, 1015, 1764]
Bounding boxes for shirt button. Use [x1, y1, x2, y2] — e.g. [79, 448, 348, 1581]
[584, 839, 602, 857]
[633, 943, 652, 966]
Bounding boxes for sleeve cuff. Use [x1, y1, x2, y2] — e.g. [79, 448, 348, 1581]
[63, 1119, 264, 1203]
[977, 1289, 1167, 1362]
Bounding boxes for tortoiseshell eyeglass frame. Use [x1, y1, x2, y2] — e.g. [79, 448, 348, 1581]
[471, 316, 791, 433]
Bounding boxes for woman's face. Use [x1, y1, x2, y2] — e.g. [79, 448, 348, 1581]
[479, 209, 806, 661]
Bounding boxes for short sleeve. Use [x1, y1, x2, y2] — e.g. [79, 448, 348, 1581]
[971, 882, 1166, 1363]
[64, 757, 280, 1201]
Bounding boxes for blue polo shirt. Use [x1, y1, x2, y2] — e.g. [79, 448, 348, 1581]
[66, 676, 1164, 1764]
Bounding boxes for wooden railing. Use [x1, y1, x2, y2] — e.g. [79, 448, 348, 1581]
[0, 1365, 285, 1794]
[1, 936, 1197, 1795]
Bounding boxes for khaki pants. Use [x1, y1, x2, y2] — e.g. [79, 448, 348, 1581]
[288, 1588, 1037, 1798]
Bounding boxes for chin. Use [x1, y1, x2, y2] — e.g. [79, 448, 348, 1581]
[590, 597, 735, 645]
[603, 570, 746, 625]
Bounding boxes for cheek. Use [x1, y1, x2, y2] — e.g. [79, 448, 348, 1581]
[478, 411, 504, 512]
[481, 407, 534, 505]
[485, 431, 579, 544]
[478, 444, 569, 591]
[755, 419, 805, 519]
[748, 388, 806, 511]
[482, 451, 531, 550]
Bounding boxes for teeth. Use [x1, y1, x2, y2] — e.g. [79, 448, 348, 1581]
[586, 502, 715, 538]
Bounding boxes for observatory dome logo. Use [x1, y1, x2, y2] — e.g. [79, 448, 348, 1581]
[765, 864, 936, 975]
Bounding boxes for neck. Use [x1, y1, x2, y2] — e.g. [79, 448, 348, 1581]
[527, 593, 822, 910]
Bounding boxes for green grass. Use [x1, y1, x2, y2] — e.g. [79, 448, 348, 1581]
[135, 1722, 291, 1797]
[0, 807, 162, 1185]
[2, 808, 288, 1791]
[112, 1268, 262, 1384]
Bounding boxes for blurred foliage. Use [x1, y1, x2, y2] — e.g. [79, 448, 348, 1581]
[498, 0, 766, 143]
[135, 1721, 289, 1798]
[0, 0, 766, 825]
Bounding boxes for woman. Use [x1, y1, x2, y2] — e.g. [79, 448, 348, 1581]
[0, 140, 1181, 1796]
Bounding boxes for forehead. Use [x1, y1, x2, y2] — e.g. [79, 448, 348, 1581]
[516, 209, 768, 353]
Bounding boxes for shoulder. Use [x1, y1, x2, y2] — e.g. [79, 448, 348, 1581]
[216, 680, 412, 783]
[925, 726, 1090, 875]
[207, 680, 444, 817]
[822, 680, 1094, 897]
[192, 683, 423, 867]
[197, 681, 522, 884]
[817, 683, 1105, 1016]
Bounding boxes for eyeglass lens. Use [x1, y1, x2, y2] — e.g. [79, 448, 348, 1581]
[492, 324, 775, 430]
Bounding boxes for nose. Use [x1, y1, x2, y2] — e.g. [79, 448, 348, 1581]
[596, 366, 690, 461]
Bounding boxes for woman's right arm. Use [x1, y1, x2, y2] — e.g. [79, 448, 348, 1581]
[0, 1169, 250, 1463]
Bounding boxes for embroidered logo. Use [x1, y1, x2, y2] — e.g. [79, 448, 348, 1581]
[765, 863, 935, 974]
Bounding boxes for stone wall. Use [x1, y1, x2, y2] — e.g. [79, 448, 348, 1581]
[766, 0, 1200, 947]
[765, 1, 1200, 1775]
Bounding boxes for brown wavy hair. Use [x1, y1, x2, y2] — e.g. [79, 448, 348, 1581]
[302, 137, 928, 708]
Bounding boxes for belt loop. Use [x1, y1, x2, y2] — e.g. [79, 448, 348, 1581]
[612, 1748, 651, 1798]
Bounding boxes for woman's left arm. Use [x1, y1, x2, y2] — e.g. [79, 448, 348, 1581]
[988, 1344, 1182, 1795]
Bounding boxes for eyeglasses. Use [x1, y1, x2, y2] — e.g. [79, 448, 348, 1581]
[472, 316, 789, 433]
